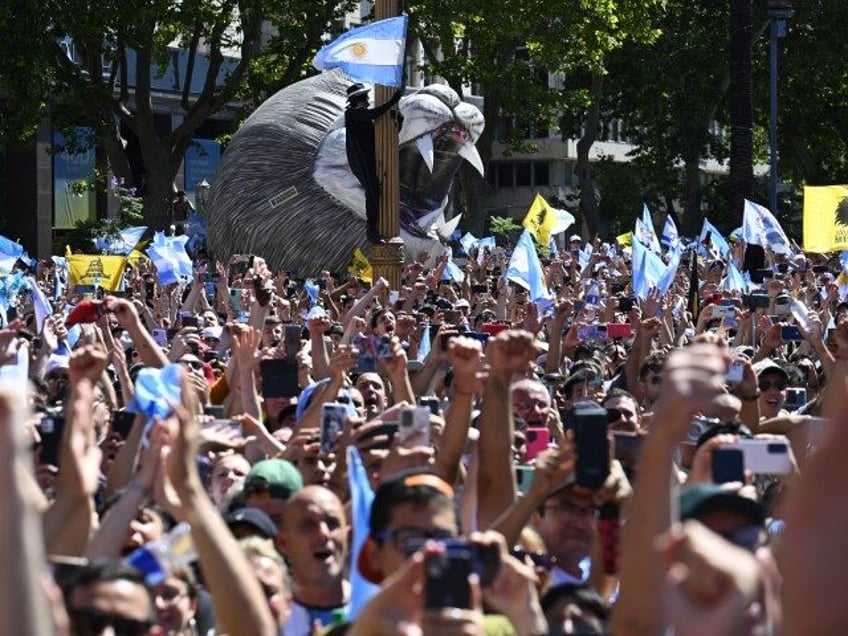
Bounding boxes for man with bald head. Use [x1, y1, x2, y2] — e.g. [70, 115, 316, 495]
[280, 485, 350, 634]
[513, 378, 552, 428]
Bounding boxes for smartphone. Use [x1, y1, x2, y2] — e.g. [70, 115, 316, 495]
[471, 284, 489, 294]
[780, 325, 803, 342]
[144, 280, 155, 299]
[726, 438, 794, 474]
[181, 314, 199, 329]
[525, 427, 551, 462]
[204, 405, 225, 419]
[812, 265, 830, 274]
[515, 465, 535, 494]
[39, 414, 66, 467]
[321, 403, 348, 454]
[418, 396, 441, 417]
[284, 325, 302, 358]
[398, 406, 431, 448]
[358, 422, 398, 450]
[726, 361, 744, 384]
[613, 432, 643, 466]
[480, 322, 510, 337]
[259, 359, 300, 398]
[111, 411, 136, 439]
[152, 328, 168, 348]
[712, 447, 745, 483]
[466, 331, 490, 345]
[743, 294, 770, 310]
[571, 403, 610, 489]
[785, 387, 807, 410]
[606, 323, 632, 339]
[578, 324, 608, 341]
[424, 548, 472, 610]
[207, 418, 244, 437]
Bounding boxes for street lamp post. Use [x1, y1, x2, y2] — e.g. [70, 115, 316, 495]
[767, 1, 793, 215]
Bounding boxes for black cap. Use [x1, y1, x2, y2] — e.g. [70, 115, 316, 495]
[225, 507, 277, 539]
[347, 83, 370, 102]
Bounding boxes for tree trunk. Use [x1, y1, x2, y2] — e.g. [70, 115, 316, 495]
[98, 121, 134, 184]
[728, 0, 753, 225]
[143, 161, 178, 230]
[681, 153, 703, 236]
[575, 73, 604, 237]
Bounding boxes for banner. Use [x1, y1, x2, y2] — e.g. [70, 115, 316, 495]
[347, 247, 373, 284]
[67, 255, 127, 291]
[803, 185, 848, 253]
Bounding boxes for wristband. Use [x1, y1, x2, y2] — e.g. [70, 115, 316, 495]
[737, 389, 761, 402]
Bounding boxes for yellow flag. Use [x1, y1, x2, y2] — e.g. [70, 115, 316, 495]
[616, 231, 633, 247]
[347, 247, 373, 284]
[67, 255, 127, 291]
[522, 194, 557, 247]
[803, 185, 848, 253]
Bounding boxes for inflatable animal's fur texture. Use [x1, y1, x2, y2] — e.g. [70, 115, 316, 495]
[207, 69, 484, 276]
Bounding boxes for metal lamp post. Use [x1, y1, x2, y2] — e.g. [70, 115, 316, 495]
[767, 1, 793, 215]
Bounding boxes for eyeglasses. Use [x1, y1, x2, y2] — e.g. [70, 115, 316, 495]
[374, 526, 456, 555]
[68, 608, 152, 636]
[758, 379, 787, 392]
[543, 502, 599, 519]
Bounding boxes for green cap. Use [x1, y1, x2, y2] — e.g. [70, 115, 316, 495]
[244, 459, 303, 501]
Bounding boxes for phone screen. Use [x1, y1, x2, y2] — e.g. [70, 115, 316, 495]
[572, 404, 610, 489]
[259, 359, 300, 399]
[712, 448, 745, 483]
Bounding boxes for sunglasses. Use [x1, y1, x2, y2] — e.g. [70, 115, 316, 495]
[180, 359, 204, 370]
[69, 608, 152, 636]
[758, 379, 787, 392]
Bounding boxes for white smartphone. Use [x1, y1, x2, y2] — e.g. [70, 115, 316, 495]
[726, 438, 793, 474]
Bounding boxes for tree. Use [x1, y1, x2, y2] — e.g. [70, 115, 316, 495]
[0, 0, 348, 230]
[407, 0, 664, 236]
[728, 0, 754, 226]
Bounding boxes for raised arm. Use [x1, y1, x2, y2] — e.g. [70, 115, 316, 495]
[107, 296, 169, 368]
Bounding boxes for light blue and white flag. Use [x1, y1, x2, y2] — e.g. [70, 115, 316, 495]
[313, 16, 408, 88]
[718, 262, 748, 293]
[346, 447, 379, 620]
[476, 236, 497, 249]
[304, 279, 319, 307]
[441, 247, 465, 284]
[0, 234, 24, 259]
[661, 215, 679, 247]
[699, 219, 730, 258]
[94, 226, 147, 255]
[459, 232, 478, 254]
[505, 230, 552, 305]
[146, 232, 193, 286]
[26, 277, 52, 333]
[631, 239, 669, 299]
[635, 216, 662, 254]
[742, 199, 793, 255]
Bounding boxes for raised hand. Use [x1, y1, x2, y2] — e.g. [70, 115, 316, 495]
[486, 330, 537, 379]
[68, 344, 109, 385]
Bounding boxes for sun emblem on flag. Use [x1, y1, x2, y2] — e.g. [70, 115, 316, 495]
[351, 42, 368, 59]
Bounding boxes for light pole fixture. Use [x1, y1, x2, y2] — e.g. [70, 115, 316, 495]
[197, 179, 211, 209]
[767, 0, 793, 215]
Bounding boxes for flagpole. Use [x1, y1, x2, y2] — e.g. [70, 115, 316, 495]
[370, 0, 405, 298]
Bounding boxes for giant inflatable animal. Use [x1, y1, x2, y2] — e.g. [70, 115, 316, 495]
[206, 69, 484, 276]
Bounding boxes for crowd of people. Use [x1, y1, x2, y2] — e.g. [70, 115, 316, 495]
[0, 234, 846, 635]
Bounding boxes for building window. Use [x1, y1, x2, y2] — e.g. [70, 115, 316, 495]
[534, 162, 550, 186]
[516, 162, 531, 187]
[53, 128, 96, 229]
[497, 163, 514, 188]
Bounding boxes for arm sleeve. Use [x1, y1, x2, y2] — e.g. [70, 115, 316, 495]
[366, 90, 403, 119]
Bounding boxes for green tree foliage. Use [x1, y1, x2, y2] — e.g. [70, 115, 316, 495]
[0, 0, 348, 230]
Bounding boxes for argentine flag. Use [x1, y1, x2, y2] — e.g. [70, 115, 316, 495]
[313, 16, 408, 88]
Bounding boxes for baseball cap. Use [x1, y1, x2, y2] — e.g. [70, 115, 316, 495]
[454, 299, 470, 310]
[243, 459, 303, 501]
[569, 234, 582, 243]
[358, 470, 455, 584]
[201, 326, 223, 340]
[295, 378, 330, 422]
[45, 354, 70, 377]
[752, 359, 788, 380]
[226, 507, 277, 539]
[679, 483, 765, 527]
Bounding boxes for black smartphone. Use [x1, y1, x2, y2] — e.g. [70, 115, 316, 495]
[777, 263, 789, 274]
[259, 359, 300, 399]
[613, 432, 643, 467]
[111, 411, 136, 439]
[742, 293, 771, 310]
[785, 387, 807, 410]
[358, 422, 398, 450]
[39, 414, 66, 468]
[321, 403, 348, 454]
[204, 405, 226, 419]
[712, 448, 745, 483]
[570, 402, 610, 489]
[617, 296, 635, 313]
[425, 547, 473, 610]
[780, 325, 803, 342]
[418, 396, 441, 417]
[812, 265, 830, 274]
[181, 314, 199, 329]
[471, 284, 489, 294]
[284, 325, 302, 358]
[408, 539, 499, 588]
